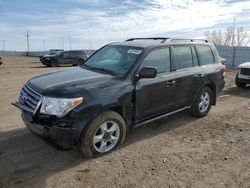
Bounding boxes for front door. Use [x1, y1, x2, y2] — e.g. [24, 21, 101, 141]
[135, 47, 177, 122]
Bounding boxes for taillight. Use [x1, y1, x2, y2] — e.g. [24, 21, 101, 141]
[222, 64, 226, 77]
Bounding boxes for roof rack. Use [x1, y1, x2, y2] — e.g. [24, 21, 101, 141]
[126, 38, 170, 43]
[167, 38, 209, 43]
[125, 37, 209, 44]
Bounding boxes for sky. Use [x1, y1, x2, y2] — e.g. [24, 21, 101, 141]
[0, 0, 250, 51]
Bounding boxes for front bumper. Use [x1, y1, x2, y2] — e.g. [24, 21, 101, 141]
[237, 74, 250, 84]
[40, 58, 50, 65]
[13, 102, 75, 149]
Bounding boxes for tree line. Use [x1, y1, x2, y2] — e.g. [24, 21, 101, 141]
[204, 27, 249, 47]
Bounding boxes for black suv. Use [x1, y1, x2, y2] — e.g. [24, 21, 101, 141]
[13, 38, 225, 158]
[40, 50, 89, 67]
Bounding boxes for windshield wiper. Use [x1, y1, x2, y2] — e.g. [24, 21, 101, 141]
[81, 64, 121, 76]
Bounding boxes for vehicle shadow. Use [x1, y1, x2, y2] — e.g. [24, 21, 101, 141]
[222, 85, 250, 99]
[0, 111, 197, 187]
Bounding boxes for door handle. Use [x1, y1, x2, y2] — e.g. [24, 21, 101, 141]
[195, 74, 204, 79]
[165, 80, 176, 87]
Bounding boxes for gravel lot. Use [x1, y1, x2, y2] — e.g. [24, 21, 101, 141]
[0, 56, 250, 188]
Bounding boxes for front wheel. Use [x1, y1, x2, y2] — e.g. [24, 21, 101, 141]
[50, 60, 59, 67]
[79, 111, 127, 158]
[190, 86, 212, 117]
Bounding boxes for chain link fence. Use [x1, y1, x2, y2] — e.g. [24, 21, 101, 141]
[216, 46, 250, 68]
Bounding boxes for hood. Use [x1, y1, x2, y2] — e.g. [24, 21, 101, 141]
[27, 67, 116, 98]
[239, 62, 250, 69]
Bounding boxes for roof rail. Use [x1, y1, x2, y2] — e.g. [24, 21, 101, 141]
[126, 37, 170, 43]
[168, 38, 209, 43]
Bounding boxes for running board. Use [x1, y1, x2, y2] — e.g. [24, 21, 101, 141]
[134, 106, 191, 128]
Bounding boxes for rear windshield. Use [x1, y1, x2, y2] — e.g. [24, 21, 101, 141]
[81, 45, 143, 76]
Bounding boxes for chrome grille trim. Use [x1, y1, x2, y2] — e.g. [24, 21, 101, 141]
[19, 84, 43, 114]
[241, 68, 250, 76]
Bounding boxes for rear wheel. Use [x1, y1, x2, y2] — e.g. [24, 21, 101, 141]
[190, 86, 212, 117]
[79, 111, 127, 158]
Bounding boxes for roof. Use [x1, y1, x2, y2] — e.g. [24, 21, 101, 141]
[110, 38, 213, 49]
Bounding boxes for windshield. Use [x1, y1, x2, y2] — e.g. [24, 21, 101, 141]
[48, 51, 62, 55]
[81, 45, 143, 76]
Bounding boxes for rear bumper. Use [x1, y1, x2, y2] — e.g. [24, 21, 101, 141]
[219, 80, 225, 92]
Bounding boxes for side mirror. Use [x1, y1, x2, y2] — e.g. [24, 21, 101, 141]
[138, 67, 157, 79]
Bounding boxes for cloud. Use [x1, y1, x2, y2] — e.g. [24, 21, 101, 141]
[1, 0, 250, 50]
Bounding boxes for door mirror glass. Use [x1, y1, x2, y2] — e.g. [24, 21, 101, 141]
[139, 67, 157, 79]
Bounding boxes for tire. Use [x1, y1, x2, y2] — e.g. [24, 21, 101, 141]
[50, 60, 58, 67]
[235, 76, 246, 88]
[79, 111, 127, 158]
[190, 86, 212, 117]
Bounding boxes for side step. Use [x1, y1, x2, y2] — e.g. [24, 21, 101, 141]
[134, 106, 190, 128]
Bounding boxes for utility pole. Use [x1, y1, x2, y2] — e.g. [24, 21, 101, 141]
[62, 37, 64, 49]
[25, 31, 31, 56]
[43, 40, 45, 55]
[232, 17, 236, 46]
[58, 40, 61, 49]
[89, 41, 92, 50]
[69, 37, 72, 50]
[2, 40, 5, 56]
[232, 17, 236, 68]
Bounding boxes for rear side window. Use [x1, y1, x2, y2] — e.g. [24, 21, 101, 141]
[62, 52, 70, 58]
[70, 51, 81, 57]
[172, 46, 193, 70]
[196, 45, 214, 65]
[140, 48, 170, 73]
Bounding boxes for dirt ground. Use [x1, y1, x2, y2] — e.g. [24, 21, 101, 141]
[0, 56, 249, 188]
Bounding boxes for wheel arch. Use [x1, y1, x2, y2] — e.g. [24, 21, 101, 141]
[203, 82, 216, 105]
[193, 82, 217, 106]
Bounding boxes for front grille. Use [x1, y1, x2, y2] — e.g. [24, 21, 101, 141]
[19, 84, 42, 113]
[241, 68, 250, 76]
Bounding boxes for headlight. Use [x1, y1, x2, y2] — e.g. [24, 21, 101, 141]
[40, 97, 83, 117]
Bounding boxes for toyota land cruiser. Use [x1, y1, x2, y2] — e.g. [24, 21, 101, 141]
[13, 38, 225, 158]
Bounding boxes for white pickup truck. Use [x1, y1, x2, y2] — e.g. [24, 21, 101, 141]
[236, 62, 250, 87]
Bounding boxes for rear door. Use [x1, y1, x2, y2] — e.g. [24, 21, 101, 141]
[171, 45, 205, 107]
[59, 51, 71, 64]
[69, 51, 81, 64]
[196, 45, 220, 90]
[135, 47, 177, 122]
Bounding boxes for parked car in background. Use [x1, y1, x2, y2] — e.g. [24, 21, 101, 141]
[13, 38, 225, 158]
[235, 62, 250, 87]
[40, 50, 89, 67]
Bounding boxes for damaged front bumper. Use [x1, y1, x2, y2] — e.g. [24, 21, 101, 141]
[13, 102, 76, 149]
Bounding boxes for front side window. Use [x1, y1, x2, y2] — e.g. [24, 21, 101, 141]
[140, 48, 170, 73]
[81, 45, 143, 76]
[196, 45, 215, 65]
[172, 46, 193, 70]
